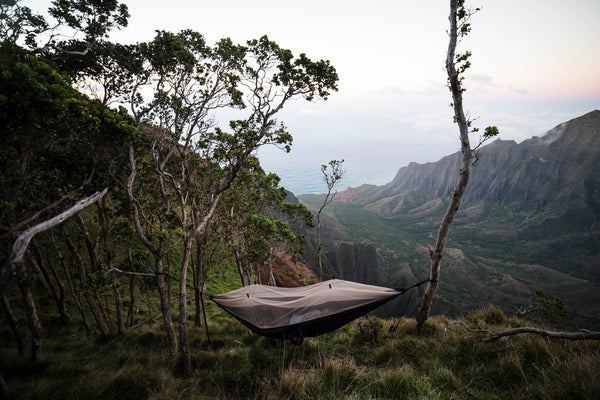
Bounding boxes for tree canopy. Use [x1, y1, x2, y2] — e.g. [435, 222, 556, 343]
[0, 0, 337, 377]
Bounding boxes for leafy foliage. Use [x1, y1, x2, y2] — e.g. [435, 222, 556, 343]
[1, 0, 338, 379]
[517, 290, 571, 328]
[0, 43, 135, 240]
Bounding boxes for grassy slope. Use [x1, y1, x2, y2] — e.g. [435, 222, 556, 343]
[2, 302, 599, 400]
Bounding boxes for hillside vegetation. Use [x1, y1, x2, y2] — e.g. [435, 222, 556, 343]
[2, 1, 599, 398]
[1, 300, 599, 400]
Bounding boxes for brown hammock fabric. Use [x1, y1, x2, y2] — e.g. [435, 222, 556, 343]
[210, 279, 403, 344]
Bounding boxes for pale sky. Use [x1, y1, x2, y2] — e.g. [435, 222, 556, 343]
[24, 0, 600, 192]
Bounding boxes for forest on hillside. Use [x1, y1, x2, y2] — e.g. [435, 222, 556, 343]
[2, 1, 599, 399]
[1, 0, 337, 379]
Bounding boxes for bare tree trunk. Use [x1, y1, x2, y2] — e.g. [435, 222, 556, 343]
[126, 143, 177, 353]
[31, 242, 70, 324]
[416, 0, 473, 332]
[267, 251, 277, 286]
[192, 241, 202, 327]
[127, 274, 136, 327]
[98, 198, 125, 335]
[53, 231, 91, 335]
[108, 268, 125, 335]
[18, 263, 42, 361]
[62, 227, 111, 338]
[154, 257, 178, 355]
[193, 232, 210, 327]
[483, 327, 600, 342]
[2, 294, 27, 357]
[0, 189, 107, 361]
[179, 242, 194, 377]
[75, 212, 115, 335]
[178, 192, 222, 377]
[233, 247, 246, 287]
[44, 248, 70, 324]
[126, 248, 136, 327]
[99, 293, 113, 333]
[0, 189, 108, 295]
[29, 252, 54, 300]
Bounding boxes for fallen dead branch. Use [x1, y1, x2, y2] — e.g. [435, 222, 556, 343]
[456, 321, 600, 342]
[482, 327, 600, 342]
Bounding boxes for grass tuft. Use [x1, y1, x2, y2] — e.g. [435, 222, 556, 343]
[1, 312, 598, 399]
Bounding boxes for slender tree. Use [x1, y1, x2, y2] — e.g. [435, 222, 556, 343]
[316, 159, 344, 280]
[415, 0, 498, 332]
[124, 32, 337, 376]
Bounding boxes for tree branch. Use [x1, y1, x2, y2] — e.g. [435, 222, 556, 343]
[0, 188, 108, 295]
[482, 327, 600, 342]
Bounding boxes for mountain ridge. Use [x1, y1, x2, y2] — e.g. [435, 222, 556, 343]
[359, 109, 600, 222]
[299, 110, 600, 328]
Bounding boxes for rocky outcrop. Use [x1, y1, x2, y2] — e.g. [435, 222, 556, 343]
[326, 243, 380, 285]
[258, 249, 319, 287]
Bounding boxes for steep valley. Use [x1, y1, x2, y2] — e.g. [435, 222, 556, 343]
[299, 110, 600, 329]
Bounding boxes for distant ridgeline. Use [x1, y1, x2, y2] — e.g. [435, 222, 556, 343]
[298, 110, 600, 329]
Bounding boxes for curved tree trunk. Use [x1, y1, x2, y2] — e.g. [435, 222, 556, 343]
[0, 189, 107, 294]
[0, 189, 108, 358]
[416, 0, 473, 332]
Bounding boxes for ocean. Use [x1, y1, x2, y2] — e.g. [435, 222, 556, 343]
[257, 141, 396, 195]
[256, 137, 451, 196]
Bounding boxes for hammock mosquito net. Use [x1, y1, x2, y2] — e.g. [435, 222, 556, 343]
[210, 279, 403, 344]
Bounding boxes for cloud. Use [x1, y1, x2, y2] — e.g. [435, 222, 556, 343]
[468, 73, 497, 86]
[465, 73, 528, 97]
[370, 81, 447, 97]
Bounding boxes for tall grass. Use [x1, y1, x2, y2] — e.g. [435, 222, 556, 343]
[1, 307, 599, 399]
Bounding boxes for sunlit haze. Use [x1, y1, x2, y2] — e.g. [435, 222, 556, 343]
[24, 0, 600, 193]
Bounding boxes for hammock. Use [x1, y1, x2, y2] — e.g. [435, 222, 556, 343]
[210, 279, 413, 345]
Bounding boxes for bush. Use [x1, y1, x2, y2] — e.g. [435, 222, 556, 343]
[468, 305, 508, 325]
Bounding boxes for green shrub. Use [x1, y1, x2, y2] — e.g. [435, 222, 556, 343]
[468, 305, 508, 325]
